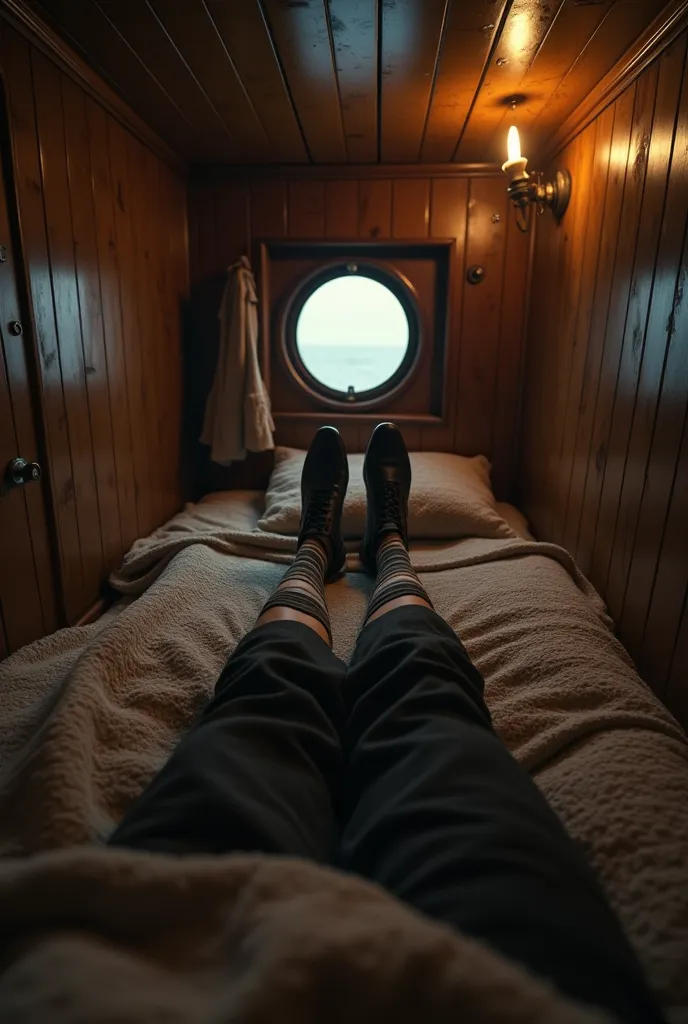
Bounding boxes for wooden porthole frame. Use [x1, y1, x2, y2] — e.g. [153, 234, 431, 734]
[260, 239, 454, 433]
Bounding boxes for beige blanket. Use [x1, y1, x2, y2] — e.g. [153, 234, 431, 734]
[1, 492, 687, 1023]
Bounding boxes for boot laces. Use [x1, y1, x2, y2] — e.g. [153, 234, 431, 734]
[303, 488, 332, 534]
[381, 480, 403, 526]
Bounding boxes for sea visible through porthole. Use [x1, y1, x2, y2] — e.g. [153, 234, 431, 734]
[297, 343, 406, 394]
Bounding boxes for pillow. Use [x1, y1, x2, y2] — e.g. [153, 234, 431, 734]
[258, 447, 516, 541]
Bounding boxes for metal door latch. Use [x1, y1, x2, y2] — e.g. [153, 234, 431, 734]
[4, 457, 42, 489]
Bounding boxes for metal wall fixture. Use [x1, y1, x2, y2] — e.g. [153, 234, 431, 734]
[501, 125, 571, 233]
[4, 456, 41, 490]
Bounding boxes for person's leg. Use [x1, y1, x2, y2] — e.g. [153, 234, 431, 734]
[110, 426, 350, 861]
[339, 423, 665, 1024]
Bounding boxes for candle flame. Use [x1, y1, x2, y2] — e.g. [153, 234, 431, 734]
[507, 125, 521, 162]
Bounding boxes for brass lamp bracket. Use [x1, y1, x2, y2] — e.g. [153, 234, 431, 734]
[506, 169, 571, 233]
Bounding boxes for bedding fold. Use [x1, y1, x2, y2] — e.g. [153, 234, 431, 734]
[110, 493, 611, 628]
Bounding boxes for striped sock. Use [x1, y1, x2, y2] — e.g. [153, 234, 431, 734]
[364, 533, 432, 623]
[260, 539, 331, 641]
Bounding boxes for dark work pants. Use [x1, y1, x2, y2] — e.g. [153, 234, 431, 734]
[110, 605, 665, 1023]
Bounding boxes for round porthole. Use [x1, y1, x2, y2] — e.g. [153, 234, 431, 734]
[283, 263, 420, 406]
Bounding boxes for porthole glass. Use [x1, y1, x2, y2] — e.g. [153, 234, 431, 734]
[286, 266, 418, 404]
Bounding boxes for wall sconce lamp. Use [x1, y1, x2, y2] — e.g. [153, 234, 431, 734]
[501, 126, 571, 232]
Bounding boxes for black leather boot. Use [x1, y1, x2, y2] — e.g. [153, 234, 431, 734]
[361, 422, 411, 572]
[299, 426, 349, 576]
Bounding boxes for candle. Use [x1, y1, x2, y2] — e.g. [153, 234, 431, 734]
[502, 126, 529, 182]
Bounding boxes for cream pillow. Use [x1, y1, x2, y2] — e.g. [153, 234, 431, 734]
[258, 447, 516, 541]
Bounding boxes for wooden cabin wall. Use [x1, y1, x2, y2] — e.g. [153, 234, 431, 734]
[0, 20, 188, 630]
[520, 31, 688, 723]
[188, 170, 531, 501]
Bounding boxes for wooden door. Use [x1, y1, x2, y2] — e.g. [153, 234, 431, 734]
[0, 103, 58, 658]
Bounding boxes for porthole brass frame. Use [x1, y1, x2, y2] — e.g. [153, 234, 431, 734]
[281, 261, 422, 409]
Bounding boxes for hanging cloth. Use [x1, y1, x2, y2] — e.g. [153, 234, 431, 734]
[200, 256, 274, 465]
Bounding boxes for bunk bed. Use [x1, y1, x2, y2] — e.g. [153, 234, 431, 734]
[2, 449, 687, 1017]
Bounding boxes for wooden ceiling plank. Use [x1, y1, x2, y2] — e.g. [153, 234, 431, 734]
[455, 0, 566, 163]
[534, 0, 672, 157]
[96, 0, 235, 160]
[421, 1, 509, 163]
[148, 0, 272, 161]
[205, 0, 307, 164]
[328, 0, 378, 163]
[22, 0, 675, 167]
[30, 0, 199, 158]
[488, 0, 617, 160]
[261, 0, 346, 163]
[381, 0, 449, 163]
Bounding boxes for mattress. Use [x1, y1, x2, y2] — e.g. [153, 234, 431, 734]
[1, 491, 687, 1019]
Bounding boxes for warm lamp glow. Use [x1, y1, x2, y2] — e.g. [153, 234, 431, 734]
[507, 125, 521, 162]
[501, 125, 529, 184]
[500, 118, 572, 232]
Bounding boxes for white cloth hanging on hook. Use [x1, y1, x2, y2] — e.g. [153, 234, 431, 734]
[200, 256, 274, 465]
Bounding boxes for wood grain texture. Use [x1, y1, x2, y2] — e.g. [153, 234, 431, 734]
[425, 176, 468, 452]
[109, 116, 153, 537]
[147, 0, 271, 159]
[541, 0, 688, 159]
[379, 0, 447, 163]
[519, 32, 688, 727]
[204, 0, 306, 164]
[0, 326, 46, 650]
[420, 1, 509, 163]
[33, 47, 104, 603]
[260, 0, 346, 163]
[97, 0, 234, 161]
[188, 167, 531, 501]
[358, 179, 392, 238]
[528, 0, 663, 156]
[528, 125, 595, 544]
[62, 73, 122, 571]
[561, 84, 636, 556]
[2, 28, 85, 621]
[591, 36, 687, 602]
[86, 98, 138, 551]
[27, 0, 673, 165]
[288, 180, 326, 238]
[12, 0, 190, 166]
[328, 0, 378, 163]
[392, 179, 430, 238]
[0, 64, 58, 639]
[552, 107, 615, 548]
[576, 61, 659, 576]
[0, 20, 188, 636]
[454, 176, 509, 459]
[456, 0, 566, 163]
[324, 180, 359, 237]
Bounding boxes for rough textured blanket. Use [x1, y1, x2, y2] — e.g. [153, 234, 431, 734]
[1, 492, 687, 1023]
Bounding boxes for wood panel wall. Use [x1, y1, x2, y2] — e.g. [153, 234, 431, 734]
[188, 169, 531, 501]
[520, 31, 688, 725]
[0, 19, 188, 628]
